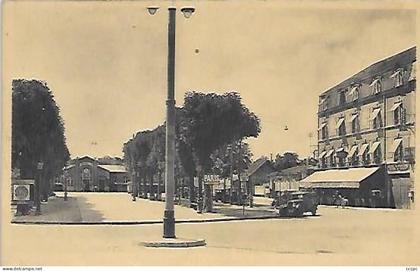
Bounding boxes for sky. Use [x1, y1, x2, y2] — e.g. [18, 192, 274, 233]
[3, 0, 416, 160]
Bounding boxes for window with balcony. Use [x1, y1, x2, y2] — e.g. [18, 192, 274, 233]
[336, 117, 346, 136]
[391, 69, 404, 87]
[336, 147, 348, 167]
[359, 143, 370, 165]
[325, 149, 335, 167]
[370, 141, 381, 164]
[320, 123, 328, 140]
[319, 150, 327, 168]
[349, 85, 360, 101]
[319, 95, 329, 111]
[390, 102, 405, 126]
[370, 78, 382, 94]
[372, 108, 382, 129]
[392, 138, 404, 162]
[348, 145, 359, 166]
[351, 113, 359, 133]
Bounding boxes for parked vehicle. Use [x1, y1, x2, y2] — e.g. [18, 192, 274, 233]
[53, 183, 64, 192]
[277, 191, 319, 217]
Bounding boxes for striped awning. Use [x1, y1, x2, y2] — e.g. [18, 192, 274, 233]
[391, 138, 403, 153]
[370, 78, 381, 87]
[348, 145, 358, 157]
[390, 102, 402, 112]
[326, 149, 335, 157]
[369, 142, 381, 154]
[319, 151, 327, 159]
[390, 69, 402, 78]
[336, 117, 345, 129]
[359, 143, 369, 156]
[318, 122, 327, 131]
[300, 167, 380, 189]
[371, 108, 381, 121]
[409, 61, 416, 81]
[348, 85, 359, 96]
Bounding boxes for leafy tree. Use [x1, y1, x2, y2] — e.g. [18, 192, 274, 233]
[272, 151, 301, 171]
[182, 91, 261, 212]
[12, 79, 70, 200]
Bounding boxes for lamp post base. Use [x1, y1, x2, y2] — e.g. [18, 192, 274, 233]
[142, 238, 206, 248]
[163, 210, 175, 238]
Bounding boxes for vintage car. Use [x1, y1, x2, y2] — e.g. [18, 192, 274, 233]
[277, 191, 319, 217]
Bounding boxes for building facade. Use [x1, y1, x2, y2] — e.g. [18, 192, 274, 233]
[316, 47, 415, 208]
[63, 156, 129, 192]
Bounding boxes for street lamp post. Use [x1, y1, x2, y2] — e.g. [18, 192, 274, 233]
[35, 161, 44, 215]
[64, 172, 68, 201]
[147, 5, 195, 239]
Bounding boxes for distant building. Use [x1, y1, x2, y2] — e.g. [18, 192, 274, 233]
[313, 47, 415, 208]
[63, 156, 128, 192]
[267, 165, 315, 197]
[246, 157, 275, 196]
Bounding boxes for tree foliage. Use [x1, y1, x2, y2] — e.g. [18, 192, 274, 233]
[122, 91, 261, 208]
[182, 91, 260, 170]
[12, 79, 70, 187]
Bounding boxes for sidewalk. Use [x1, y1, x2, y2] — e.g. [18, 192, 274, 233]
[11, 192, 279, 224]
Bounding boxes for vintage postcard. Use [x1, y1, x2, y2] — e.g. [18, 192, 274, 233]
[1, 0, 420, 267]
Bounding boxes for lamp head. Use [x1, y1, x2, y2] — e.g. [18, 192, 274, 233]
[180, 6, 195, 18]
[147, 6, 159, 15]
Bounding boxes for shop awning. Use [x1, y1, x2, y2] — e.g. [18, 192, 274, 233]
[370, 78, 381, 87]
[325, 149, 335, 157]
[390, 102, 402, 112]
[318, 122, 327, 131]
[300, 167, 380, 189]
[409, 61, 416, 81]
[350, 113, 358, 122]
[390, 70, 402, 78]
[391, 138, 403, 153]
[371, 108, 381, 121]
[336, 118, 345, 129]
[348, 85, 358, 96]
[369, 142, 381, 154]
[319, 151, 327, 159]
[369, 142, 381, 153]
[336, 147, 347, 153]
[359, 143, 369, 156]
[348, 145, 358, 157]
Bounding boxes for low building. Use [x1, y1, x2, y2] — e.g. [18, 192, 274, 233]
[246, 157, 275, 196]
[63, 155, 128, 192]
[300, 166, 388, 207]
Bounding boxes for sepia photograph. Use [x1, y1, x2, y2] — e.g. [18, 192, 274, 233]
[1, 0, 419, 268]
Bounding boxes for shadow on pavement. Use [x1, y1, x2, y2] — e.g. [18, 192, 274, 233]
[11, 195, 105, 223]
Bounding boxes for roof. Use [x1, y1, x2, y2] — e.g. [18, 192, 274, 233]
[300, 167, 380, 189]
[246, 157, 271, 176]
[98, 164, 127, 173]
[320, 47, 416, 97]
[280, 165, 309, 175]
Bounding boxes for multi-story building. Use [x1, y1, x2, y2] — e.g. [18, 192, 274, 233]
[313, 47, 415, 208]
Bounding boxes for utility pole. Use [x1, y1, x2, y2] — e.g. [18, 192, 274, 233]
[35, 161, 43, 215]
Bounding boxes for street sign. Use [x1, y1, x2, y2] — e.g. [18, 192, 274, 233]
[13, 184, 30, 201]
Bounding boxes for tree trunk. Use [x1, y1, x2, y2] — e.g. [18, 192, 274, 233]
[149, 173, 154, 200]
[197, 171, 203, 213]
[204, 183, 213, 212]
[157, 171, 162, 200]
[188, 175, 196, 203]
